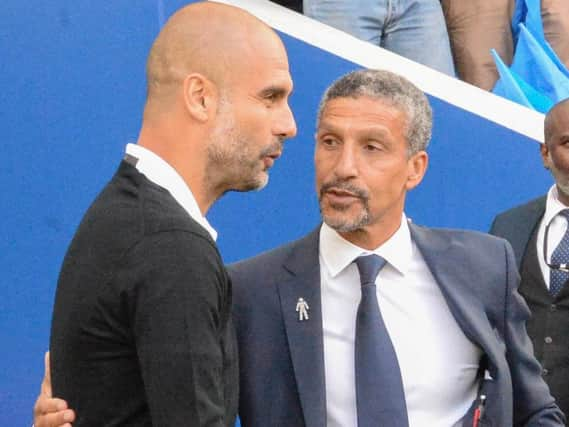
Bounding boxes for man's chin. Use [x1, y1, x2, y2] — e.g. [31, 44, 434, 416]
[253, 176, 269, 192]
[321, 211, 368, 233]
[230, 173, 269, 193]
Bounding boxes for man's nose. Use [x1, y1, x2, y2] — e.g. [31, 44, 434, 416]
[275, 103, 297, 140]
[333, 144, 358, 179]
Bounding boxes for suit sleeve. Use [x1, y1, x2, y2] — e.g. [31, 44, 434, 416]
[119, 230, 229, 427]
[501, 240, 566, 426]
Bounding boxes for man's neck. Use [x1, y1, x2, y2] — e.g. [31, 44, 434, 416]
[556, 185, 569, 207]
[137, 123, 213, 215]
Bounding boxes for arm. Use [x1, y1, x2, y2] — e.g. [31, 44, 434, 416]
[501, 241, 565, 426]
[123, 231, 233, 427]
[33, 352, 75, 427]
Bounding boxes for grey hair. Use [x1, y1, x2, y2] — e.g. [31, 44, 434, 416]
[317, 69, 433, 155]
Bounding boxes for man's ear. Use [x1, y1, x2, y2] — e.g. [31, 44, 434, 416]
[406, 150, 428, 191]
[182, 73, 217, 122]
[540, 142, 552, 170]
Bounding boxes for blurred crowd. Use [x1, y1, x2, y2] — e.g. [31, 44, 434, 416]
[271, 0, 569, 109]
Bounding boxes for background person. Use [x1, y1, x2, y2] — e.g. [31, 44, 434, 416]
[302, 0, 456, 76]
[490, 97, 569, 418]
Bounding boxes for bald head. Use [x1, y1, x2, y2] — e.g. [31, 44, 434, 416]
[545, 98, 569, 144]
[145, 1, 283, 112]
[137, 1, 295, 213]
[541, 98, 569, 204]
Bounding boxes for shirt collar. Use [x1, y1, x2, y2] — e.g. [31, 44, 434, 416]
[319, 214, 412, 277]
[543, 184, 569, 227]
[125, 143, 218, 241]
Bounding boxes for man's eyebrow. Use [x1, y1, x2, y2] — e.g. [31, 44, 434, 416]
[259, 85, 290, 98]
[317, 123, 338, 134]
[317, 119, 342, 130]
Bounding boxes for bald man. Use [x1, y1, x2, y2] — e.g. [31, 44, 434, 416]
[490, 98, 569, 417]
[43, 2, 296, 426]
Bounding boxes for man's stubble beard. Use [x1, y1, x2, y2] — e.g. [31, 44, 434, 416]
[551, 165, 569, 199]
[205, 98, 268, 194]
[318, 180, 371, 233]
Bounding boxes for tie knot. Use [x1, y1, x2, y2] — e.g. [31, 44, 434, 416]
[355, 254, 387, 287]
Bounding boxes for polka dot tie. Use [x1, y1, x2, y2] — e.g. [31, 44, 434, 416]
[549, 209, 569, 297]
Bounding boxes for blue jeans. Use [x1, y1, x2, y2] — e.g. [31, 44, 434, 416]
[303, 0, 456, 76]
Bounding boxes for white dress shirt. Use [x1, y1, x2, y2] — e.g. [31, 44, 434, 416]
[536, 185, 569, 288]
[125, 143, 217, 241]
[319, 216, 482, 427]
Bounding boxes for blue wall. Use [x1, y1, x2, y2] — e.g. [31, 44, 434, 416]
[0, 1, 552, 424]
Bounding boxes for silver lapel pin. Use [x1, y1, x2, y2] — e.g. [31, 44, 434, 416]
[296, 297, 310, 321]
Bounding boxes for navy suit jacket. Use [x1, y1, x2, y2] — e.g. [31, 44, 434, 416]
[228, 223, 564, 427]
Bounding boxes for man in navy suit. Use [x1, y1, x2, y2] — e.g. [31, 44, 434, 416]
[230, 70, 563, 427]
[34, 71, 564, 426]
[490, 98, 569, 418]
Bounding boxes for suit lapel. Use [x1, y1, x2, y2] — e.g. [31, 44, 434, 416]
[509, 197, 546, 270]
[511, 197, 547, 270]
[409, 224, 503, 374]
[276, 223, 511, 425]
[278, 228, 327, 427]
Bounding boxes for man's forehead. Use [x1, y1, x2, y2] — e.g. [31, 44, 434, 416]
[556, 102, 569, 118]
[320, 97, 404, 123]
[230, 57, 293, 95]
[228, 34, 291, 89]
[239, 24, 288, 61]
[549, 102, 569, 129]
[323, 96, 402, 113]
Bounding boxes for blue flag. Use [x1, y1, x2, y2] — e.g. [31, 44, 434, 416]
[523, 0, 569, 77]
[492, 49, 531, 108]
[510, 24, 569, 102]
[511, 0, 527, 43]
[524, 0, 546, 46]
[492, 49, 554, 113]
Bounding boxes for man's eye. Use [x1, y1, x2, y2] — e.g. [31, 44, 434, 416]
[321, 138, 337, 146]
[263, 91, 284, 103]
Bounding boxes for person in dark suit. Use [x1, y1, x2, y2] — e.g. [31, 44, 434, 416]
[229, 70, 563, 426]
[34, 71, 563, 425]
[37, 2, 296, 426]
[490, 97, 569, 418]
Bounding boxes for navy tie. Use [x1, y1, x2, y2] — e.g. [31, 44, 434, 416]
[354, 255, 408, 427]
[550, 209, 569, 297]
